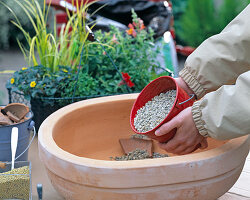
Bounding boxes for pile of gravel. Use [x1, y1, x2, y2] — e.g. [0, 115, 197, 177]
[110, 149, 169, 161]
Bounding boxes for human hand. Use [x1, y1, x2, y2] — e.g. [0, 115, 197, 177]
[155, 107, 208, 155]
[175, 77, 195, 97]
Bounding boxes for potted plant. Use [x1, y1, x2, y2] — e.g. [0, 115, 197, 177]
[5, 0, 171, 130]
[60, 10, 171, 98]
[4, 0, 94, 129]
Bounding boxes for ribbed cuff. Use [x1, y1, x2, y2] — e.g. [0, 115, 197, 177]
[191, 101, 210, 137]
[179, 67, 206, 99]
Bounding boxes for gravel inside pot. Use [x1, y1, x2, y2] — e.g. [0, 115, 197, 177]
[113, 133, 169, 161]
[110, 149, 168, 161]
[130, 133, 150, 140]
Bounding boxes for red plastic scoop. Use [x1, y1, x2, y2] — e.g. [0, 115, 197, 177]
[130, 76, 195, 143]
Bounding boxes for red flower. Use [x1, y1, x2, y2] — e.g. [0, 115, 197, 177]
[133, 19, 145, 30]
[128, 23, 134, 29]
[127, 80, 135, 87]
[111, 34, 119, 44]
[126, 23, 137, 37]
[140, 23, 145, 30]
[133, 22, 137, 28]
[118, 72, 135, 88]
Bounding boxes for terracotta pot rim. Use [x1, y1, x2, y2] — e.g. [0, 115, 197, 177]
[38, 93, 250, 169]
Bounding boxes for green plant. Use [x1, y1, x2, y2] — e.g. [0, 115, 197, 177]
[6, 65, 75, 100]
[1, 0, 91, 72]
[60, 10, 169, 97]
[176, 0, 216, 47]
[171, 0, 188, 44]
[176, 0, 250, 47]
[0, 91, 4, 105]
[60, 71, 100, 97]
[217, 0, 249, 30]
[6, 7, 170, 102]
[0, 1, 43, 49]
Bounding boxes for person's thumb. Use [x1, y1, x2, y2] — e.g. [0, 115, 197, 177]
[155, 118, 179, 137]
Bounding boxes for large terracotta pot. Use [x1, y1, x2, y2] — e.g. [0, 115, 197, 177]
[38, 94, 250, 200]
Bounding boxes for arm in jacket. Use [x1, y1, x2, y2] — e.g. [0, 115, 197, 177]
[180, 5, 250, 99]
[180, 5, 250, 139]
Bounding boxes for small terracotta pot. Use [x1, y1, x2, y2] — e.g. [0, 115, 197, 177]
[38, 94, 250, 200]
[130, 76, 194, 142]
[2, 103, 29, 121]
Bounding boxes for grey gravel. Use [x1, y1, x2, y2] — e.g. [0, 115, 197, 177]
[110, 149, 169, 161]
[152, 152, 169, 158]
[134, 90, 176, 132]
[130, 134, 150, 140]
[112, 149, 150, 161]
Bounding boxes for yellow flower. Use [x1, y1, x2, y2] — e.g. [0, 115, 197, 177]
[10, 78, 15, 84]
[62, 69, 68, 73]
[30, 81, 36, 88]
[22, 67, 28, 70]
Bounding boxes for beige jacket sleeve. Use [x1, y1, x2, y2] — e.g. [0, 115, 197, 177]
[179, 5, 250, 140]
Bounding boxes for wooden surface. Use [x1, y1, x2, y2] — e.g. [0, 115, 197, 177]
[226, 151, 250, 199]
[29, 137, 250, 199]
[29, 136, 62, 200]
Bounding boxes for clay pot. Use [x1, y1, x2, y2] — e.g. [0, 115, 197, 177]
[38, 94, 250, 200]
[2, 103, 29, 122]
